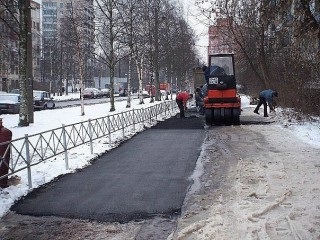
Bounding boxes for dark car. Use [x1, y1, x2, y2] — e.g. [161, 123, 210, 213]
[0, 93, 20, 114]
[119, 88, 128, 97]
[33, 90, 55, 110]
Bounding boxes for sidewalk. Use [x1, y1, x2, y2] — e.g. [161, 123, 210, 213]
[10, 115, 205, 223]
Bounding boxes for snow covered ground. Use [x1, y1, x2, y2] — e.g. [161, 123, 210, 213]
[1, 94, 320, 239]
[172, 97, 320, 239]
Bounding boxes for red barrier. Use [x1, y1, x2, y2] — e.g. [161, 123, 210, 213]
[0, 118, 12, 188]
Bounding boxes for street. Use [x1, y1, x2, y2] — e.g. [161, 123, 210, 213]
[51, 94, 134, 109]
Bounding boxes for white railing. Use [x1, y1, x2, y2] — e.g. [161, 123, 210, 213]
[0, 100, 178, 188]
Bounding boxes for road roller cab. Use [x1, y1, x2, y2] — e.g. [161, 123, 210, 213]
[204, 53, 241, 125]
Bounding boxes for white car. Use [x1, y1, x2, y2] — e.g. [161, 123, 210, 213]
[141, 90, 150, 98]
[160, 90, 168, 99]
[0, 93, 20, 114]
[100, 88, 110, 97]
[91, 88, 102, 98]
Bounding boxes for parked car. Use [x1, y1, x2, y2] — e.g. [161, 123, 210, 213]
[160, 90, 168, 99]
[92, 88, 103, 98]
[100, 88, 110, 97]
[83, 88, 102, 98]
[141, 90, 150, 98]
[33, 90, 55, 110]
[0, 93, 20, 114]
[83, 88, 94, 99]
[119, 88, 128, 97]
[10, 89, 20, 94]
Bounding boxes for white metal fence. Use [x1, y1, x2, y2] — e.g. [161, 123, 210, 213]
[0, 100, 178, 188]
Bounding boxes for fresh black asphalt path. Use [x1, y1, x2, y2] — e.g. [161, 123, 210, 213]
[11, 116, 205, 222]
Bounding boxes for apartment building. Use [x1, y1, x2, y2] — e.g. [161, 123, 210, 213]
[208, 18, 235, 55]
[32, 1, 41, 83]
[0, 1, 41, 92]
[0, 1, 19, 92]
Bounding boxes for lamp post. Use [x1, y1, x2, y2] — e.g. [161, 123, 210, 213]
[170, 65, 173, 100]
[50, 50, 53, 95]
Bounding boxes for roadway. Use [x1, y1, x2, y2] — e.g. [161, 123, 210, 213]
[54, 95, 131, 109]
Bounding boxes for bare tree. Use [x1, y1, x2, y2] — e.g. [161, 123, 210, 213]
[94, 0, 126, 112]
[119, 0, 198, 104]
[117, 0, 151, 105]
[199, 0, 320, 114]
[64, 0, 94, 115]
[117, 0, 136, 107]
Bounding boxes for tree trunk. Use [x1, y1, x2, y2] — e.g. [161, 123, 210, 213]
[135, 54, 144, 104]
[18, 0, 33, 126]
[126, 55, 132, 108]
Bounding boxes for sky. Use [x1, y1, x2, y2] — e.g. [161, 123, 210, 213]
[179, 0, 210, 63]
[1, 93, 320, 239]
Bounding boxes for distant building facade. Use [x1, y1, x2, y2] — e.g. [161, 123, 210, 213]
[208, 18, 235, 56]
[0, 1, 41, 92]
[0, 2, 19, 92]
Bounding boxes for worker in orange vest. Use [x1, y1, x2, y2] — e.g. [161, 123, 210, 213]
[176, 91, 193, 118]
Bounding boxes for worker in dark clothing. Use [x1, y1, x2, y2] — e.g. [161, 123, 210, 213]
[176, 91, 193, 118]
[254, 89, 278, 117]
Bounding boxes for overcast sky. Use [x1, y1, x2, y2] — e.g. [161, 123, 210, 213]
[179, 0, 209, 63]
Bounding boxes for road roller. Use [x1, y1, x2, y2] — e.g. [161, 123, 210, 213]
[204, 53, 241, 125]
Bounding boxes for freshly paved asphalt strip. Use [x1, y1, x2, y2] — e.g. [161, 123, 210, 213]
[11, 116, 205, 222]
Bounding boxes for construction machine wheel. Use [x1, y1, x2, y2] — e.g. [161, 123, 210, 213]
[213, 109, 222, 125]
[232, 108, 241, 125]
[205, 109, 213, 125]
[224, 108, 232, 125]
[232, 115, 240, 125]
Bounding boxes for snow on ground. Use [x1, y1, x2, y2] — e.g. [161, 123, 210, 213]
[1, 94, 320, 239]
[172, 95, 320, 239]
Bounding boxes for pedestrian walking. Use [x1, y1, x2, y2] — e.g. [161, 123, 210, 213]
[176, 91, 193, 118]
[254, 89, 278, 117]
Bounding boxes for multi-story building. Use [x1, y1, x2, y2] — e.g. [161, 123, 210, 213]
[31, 1, 41, 83]
[0, 1, 19, 92]
[208, 18, 235, 55]
[0, 0, 41, 92]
